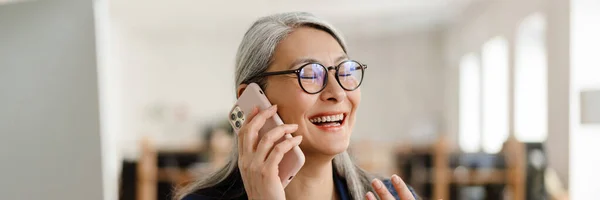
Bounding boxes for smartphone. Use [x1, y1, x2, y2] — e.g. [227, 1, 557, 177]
[228, 83, 305, 187]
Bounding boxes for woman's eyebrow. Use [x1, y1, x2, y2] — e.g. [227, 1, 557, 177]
[287, 58, 321, 69]
[334, 54, 349, 64]
[287, 54, 349, 69]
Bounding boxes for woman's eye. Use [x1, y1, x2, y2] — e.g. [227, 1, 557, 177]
[339, 73, 352, 77]
[300, 76, 317, 79]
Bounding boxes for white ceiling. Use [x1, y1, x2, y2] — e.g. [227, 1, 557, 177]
[110, 0, 480, 36]
[0, 0, 28, 6]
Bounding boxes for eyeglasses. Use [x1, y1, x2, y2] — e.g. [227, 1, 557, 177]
[255, 60, 367, 94]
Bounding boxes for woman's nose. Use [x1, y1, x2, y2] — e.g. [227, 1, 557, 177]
[319, 72, 346, 103]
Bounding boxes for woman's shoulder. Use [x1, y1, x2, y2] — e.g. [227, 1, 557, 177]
[381, 179, 419, 199]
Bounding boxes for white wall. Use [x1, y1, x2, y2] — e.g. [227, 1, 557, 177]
[547, 0, 571, 190]
[347, 30, 445, 144]
[442, 0, 571, 186]
[570, 0, 600, 198]
[0, 0, 104, 199]
[109, 24, 241, 159]
[95, 0, 121, 199]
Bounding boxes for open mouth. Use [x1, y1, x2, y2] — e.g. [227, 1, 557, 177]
[309, 113, 345, 127]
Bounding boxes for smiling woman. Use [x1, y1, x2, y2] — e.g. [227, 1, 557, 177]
[175, 12, 418, 200]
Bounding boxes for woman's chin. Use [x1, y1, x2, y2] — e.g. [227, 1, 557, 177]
[310, 137, 350, 156]
[302, 125, 352, 156]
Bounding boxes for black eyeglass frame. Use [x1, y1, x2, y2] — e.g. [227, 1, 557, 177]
[253, 60, 367, 94]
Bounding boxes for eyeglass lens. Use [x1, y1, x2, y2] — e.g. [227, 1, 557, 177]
[297, 61, 364, 93]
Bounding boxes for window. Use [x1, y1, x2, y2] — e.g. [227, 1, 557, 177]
[515, 13, 548, 142]
[459, 53, 482, 153]
[481, 37, 509, 153]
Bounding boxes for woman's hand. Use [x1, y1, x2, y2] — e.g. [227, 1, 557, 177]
[366, 174, 415, 200]
[237, 105, 303, 200]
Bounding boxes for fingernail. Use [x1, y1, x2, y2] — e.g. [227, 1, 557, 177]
[372, 179, 382, 189]
[286, 124, 298, 131]
[392, 174, 401, 184]
[271, 105, 278, 110]
[366, 192, 375, 200]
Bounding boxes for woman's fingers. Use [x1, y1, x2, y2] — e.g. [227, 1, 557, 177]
[241, 105, 278, 154]
[371, 178, 395, 200]
[242, 106, 260, 126]
[237, 106, 258, 157]
[264, 135, 303, 170]
[255, 124, 298, 162]
[247, 105, 278, 129]
[391, 174, 415, 200]
[367, 175, 415, 200]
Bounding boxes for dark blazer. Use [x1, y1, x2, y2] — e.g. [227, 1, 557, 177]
[181, 167, 417, 200]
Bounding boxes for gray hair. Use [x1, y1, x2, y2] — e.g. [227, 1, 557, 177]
[175, 12, 377, 200]
[234, 12, 347, 90]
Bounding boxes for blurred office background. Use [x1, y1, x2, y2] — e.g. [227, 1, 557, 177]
[1, 0, 599, 199]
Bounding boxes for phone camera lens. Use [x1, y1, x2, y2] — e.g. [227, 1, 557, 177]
[230, 113, 236, 121]
[237, 111, 243, 118]
[235, 121, 241, 128]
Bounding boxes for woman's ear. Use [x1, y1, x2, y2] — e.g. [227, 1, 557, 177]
[236, 84, 248, 99]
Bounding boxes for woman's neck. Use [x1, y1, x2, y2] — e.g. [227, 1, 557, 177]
[284, 155, 338, 200]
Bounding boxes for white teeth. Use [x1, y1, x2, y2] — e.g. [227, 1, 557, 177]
[310, 114, 344, 123]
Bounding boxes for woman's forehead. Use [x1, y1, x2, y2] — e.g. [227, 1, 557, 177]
[270, 27, 346, 70]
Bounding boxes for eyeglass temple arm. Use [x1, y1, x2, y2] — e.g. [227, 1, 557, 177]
[256, 69, 300, 77]
[353, 65, 367, 70]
